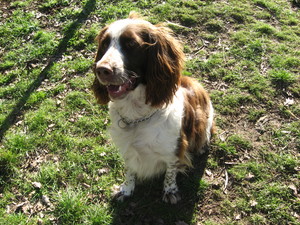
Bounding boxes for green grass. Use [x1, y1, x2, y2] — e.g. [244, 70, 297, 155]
[0, 0, 299, 224]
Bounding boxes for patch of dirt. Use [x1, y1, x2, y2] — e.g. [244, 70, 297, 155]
[4, 149, 59, 221]
[20, 149, 59, 174]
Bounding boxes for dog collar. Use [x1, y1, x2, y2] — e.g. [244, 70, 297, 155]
[117, 110, 158, 128]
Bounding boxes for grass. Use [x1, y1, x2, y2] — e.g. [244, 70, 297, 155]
[0, 0, 299, 224]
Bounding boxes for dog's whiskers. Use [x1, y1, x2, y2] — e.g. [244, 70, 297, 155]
[122, 70, 140, 83]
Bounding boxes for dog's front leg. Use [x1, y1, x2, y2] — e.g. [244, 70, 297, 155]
[162, 162, 181, 204]
[115, 168, 136, 202]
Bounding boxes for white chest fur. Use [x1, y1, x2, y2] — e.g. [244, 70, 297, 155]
[108, 85, 185, 179]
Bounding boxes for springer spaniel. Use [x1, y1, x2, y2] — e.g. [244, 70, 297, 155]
[92, 13, 215, 204]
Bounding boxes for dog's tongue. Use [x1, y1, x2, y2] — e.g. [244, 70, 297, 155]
[107, 85, 121, 93]
[107, 83, 131, 98]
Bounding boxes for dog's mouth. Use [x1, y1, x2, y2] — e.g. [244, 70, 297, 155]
[106, 78, 137, 99]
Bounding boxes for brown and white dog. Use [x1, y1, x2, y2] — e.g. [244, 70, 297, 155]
[92, 13, 214, 204]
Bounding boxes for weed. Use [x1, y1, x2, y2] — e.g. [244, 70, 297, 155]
[4, 133, 34, 154]
[211, 89, 254, 115]
[83, 204, 112, 224]
[65, 91, 91, 110]
[179, 14, 197, 26]
[250, 214, 267, 225]
[205, 20, 224, 33]
[247, 108, 266, 122]
[269, 69, 296, 87]
[0, 150, 17, 187]
[270, 55, 300, 70]
[54, 188, 87, 224]
[0, 213, 30, 225]
[229, 161, 268, 181]
[37, 162, 61, 188]
[255, 183, 298, 223]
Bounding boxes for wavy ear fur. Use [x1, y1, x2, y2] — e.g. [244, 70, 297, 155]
[92, 26, 110, 105]
[145, 25, 185, 107]
[92, 78, 110, 105]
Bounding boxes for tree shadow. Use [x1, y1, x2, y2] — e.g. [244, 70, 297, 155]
[110, 151, 209, 225]
[0, 0, 96, 192]
[0, 0, 96, 142]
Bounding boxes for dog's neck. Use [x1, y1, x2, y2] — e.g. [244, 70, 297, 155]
[109, 84, 159, 122]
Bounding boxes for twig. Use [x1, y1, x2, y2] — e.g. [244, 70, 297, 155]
[165, 20, 190, 29]
[223, 169, 229, 194]
[224, 161, 238, 165]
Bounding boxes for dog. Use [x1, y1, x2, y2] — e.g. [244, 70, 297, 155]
[92, 13, 214, 204]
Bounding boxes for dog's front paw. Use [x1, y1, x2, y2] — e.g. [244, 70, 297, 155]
[162, 189, 181, 204]
[114, 190, 131, 202]
[113, 182, 134, 202]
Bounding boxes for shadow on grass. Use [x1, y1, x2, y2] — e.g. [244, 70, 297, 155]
[0, 0, 96, 193]
[110, 151, 209, 225]
[0, 0, 96, 142]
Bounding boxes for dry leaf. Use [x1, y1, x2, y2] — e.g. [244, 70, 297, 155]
[250, 200, 258, 207]
[41, 195, 51, 206]
[82, 183, 91, 188]
[205, 169, 212, 177]
[284, 98, 294, 106]
[235, 213, 241, 220]
[32, 181, 42, 189]
[245, 173, 255, 181]
[288, 184, 298, 195]
[98, 168, 110, 175]
[100, 152, 106, 157]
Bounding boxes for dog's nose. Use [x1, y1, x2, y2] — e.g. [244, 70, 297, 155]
[96, 65, 113, 77]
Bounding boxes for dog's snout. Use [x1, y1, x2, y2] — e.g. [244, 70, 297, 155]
[96, 64, 113, 77]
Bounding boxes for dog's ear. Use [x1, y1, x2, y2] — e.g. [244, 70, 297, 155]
[128, 11, 142, 19]
[91, 77, 110, 105]
[144, 25, 184, 107]
[92, 26, 110, 105]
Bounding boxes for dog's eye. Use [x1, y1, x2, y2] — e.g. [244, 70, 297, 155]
[101, 37, 111, 51]
[121, 37, 139, 50]
[126, 39, 138, 49]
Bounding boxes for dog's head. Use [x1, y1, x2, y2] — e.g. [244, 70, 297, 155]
[92, 13, 184, 107]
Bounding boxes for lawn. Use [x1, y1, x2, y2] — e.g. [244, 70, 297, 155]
[0, 0, 299, 224]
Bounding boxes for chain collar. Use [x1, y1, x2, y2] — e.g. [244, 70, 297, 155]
[117, 110, 158, 128]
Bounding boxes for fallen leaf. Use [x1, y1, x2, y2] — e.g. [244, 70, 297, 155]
[205, 169, 212, 177]
[284, 98, 294, 106]
[16, 120, 23, 126]
[82, 183, 91, 188]
[245, 173, 255, 181]
[41, 195, 51, 206]
[98, 167, 110, 175]
[48, 123, 55, 128]
[15, 202, 31, 214]
[235, 213, 241, 220]
[288, 184, 298, 195]
[100, 152, 106, 157]
[32, 182, 42, 189]
[250, 200, 258, 207]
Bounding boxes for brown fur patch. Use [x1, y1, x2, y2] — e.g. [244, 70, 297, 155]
[177, 76, 213, 165]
